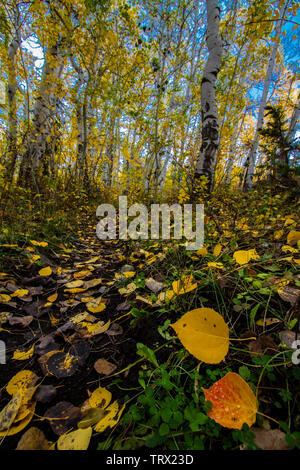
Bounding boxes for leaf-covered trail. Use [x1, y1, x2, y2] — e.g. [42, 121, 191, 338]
[0, 226, 167, 449]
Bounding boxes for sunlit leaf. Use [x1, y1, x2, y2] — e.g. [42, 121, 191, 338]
[170, 308, 229, 363]
[203, 372, 258, 429]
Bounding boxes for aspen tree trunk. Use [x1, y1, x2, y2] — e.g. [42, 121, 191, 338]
[19, 43, 64, 188]
[243, 0, 289, 191]
[194, 0, 223, 194]
[5, 5, 21, 182]
[287, 93, 300, 142]
[225, 106, 247, 184]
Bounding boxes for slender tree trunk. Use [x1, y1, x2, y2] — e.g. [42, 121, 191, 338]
[243, 0, 289, 191]
[18, 42, 64, 188]
[194, 0, 223, 194]
[5, 5, 21, 182]
[287, 93, 300, 142]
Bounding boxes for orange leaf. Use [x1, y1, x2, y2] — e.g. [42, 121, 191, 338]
[203, 372, 258, 429]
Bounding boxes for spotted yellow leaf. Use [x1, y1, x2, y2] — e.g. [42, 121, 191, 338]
[170, 308, 229, 364]
[13, 345, 35, 361]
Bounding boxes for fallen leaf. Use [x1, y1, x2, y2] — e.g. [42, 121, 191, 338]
[6, 370, 39, 396]
[94, 358, 117, 375]
[16, 427, 50, 450]
[13, 345, 35, 361]
[251, 428, 293, 450]
[57, 427, 92, 450]
[0, 393, 22, 432]
[11, 289, 29, 298]
[203, 372, 258, 429]
[256, 317, 282, 326]
[39, 267, 52, 277]
[145, 278, 164, 294]
[287, 230, 300, 245]
[47, 293, 58, 302]
[89, 387, 112, 409]
[279, 330, 298, 349]
[172, 274, 197, 295]
[94, 401, 125, 432]
[77, 408, 107, 429]
[45, 352, 79, 378]
[277, 285, 299, 305]
[170, 307, 229, 363]
[44, 402, 82, 436]
[35, 385, 57, 404]
[8, 315, 33, 327]
[248, 335, 277, 356]
[233, 249, 259, 265]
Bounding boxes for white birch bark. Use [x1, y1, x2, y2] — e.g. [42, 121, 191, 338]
[243, 0, 289, 191]
[19, 42, 64, 185]
[6, 4, 21, 180]
[287, 92, 300, 143]
[195, 0, 223, 193]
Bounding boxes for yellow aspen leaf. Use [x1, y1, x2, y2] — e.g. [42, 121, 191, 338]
[79, 319, 110, 335]
[256, 317, 281, 326]
[86, 297, 106, 313]
[89, 387, 112, 409]
[0, 404, 36, 437]
[233, 249, 259, 265]
[57, 427, 92, 450]
[30, 240, 48, 247]
[284, 219, 296, 227]
[170, 308, 229, 364]
[207, 262, 224, 269]
[14, 397, 36, 423]
[196, 246, 208, 256]
[281, 245, 298, 253]
[203, 372, 258, 429]
[172, 274, 197, 295]
[213, 244, 222, 257]
[287, 230, 300, 245]
[64, 288, 87, 294]
[94, 402, 125, 432]
[73, 270, 90, 280]
[274, 230, 284, 240]
[0, 294, 11, 302]
[83, 278, 102, 289]
[13, 345, 35, 361]
[65, 280, 84, 289]
[6, 370, 39, 396]
[123, 271, 135, 278]
[11, 289, 29, 298]
[118, 283, 137, 295]
[78, 408, 107, 429]
[0, 393, 22, 432]
[80, 297, 94, 303]
[47, 293, 58, 302]
[38, 266, 52, 277]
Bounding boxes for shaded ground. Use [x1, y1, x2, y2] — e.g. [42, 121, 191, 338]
[0, 226, 169, 450]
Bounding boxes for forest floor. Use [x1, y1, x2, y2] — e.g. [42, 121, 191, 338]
[0, 186, 300, 451]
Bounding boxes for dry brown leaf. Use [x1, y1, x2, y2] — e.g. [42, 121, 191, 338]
[94, 358, 117, 375]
